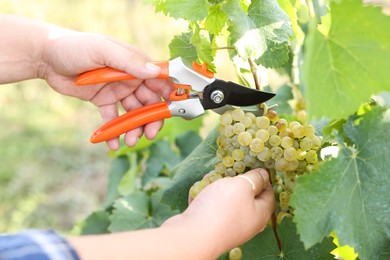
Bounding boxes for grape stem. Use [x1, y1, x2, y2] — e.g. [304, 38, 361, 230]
[268, 168, 282, 252]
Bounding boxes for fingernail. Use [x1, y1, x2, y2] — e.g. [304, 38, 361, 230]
[259, 169, 269, 183]
[145, 63, 161, 74]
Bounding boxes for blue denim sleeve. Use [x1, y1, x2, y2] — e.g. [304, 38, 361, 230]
[0, 229, 79, 260]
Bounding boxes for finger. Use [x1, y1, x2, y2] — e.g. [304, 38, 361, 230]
[98, 104, 120, 150]
[144, 78, 174, 101]
[236, 168, 269, 197]
[100, 40, 161, 79]
[253, 181, 275, 229]
[121, 95, 145, 147]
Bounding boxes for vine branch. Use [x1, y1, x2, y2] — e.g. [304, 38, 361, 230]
[248, 57, 261, 91]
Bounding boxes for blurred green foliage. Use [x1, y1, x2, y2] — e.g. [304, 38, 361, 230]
[0, 0, 186, 233]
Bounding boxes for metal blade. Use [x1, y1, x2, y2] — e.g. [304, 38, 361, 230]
[200, 79, 275, 110]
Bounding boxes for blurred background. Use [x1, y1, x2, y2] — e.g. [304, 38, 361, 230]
[0, 0, 189, 233]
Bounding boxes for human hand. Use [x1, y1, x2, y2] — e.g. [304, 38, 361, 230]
[162, 168, 275, 257]
[39, 28, 173, 150]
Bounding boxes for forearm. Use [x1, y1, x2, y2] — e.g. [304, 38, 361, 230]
[68, 222, 221, 260]
[0, 15, 52, 83]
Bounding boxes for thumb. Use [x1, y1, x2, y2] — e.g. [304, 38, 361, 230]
[99, 39, 161, 79]
[236, 168, 269, 197]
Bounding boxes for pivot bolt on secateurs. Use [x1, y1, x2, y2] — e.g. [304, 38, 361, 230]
[75, 57, 275, 144]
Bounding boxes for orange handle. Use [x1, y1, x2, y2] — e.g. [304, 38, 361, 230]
[75, 61, 169, 85]
[90, 102, 172, 143]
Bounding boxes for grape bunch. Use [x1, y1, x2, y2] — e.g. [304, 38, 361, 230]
[189, 107, 321, 218]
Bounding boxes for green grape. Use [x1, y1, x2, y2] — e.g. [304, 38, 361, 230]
[247, 129, 256, 137]
[232, 135, 240, 148]
[267, 125, 278, 136]
[198, 177, 211, 190]
[224, 124, 234, 137]
[279, 128, 294, 139]
[255, 116, 270, 129]
[266, 109, 279, 122]
[237, 131, 252, 146]
[229, 247, 242, 260]
[306, 150, 318, 163]
[281, 136, 293, 148]
[295, 149, 306, 161]
[264, 159, 275, 168]
[300, 137, 313, 151]
[243, 155, 256, 167]
[249, 138, 264, 153]
[233, 161, 246, 173]
[233, 122, 245, 134]
[276, 211, 293, 224]
[214, 161, 226, 174]
[255, 129, 269, 142]
[217, 148, 227, 160]
[240, 145, 250, 154]
[241, 116, 253, 128]
[225, 168, 236, 177]
[231, 108, 245, 121]
[284, 170, 297, 180]
[279, 191, 291, 210]
[286, 158, 299, 171]
[288, 121, 300, 130]
[189, 182, 200, 199]
[245, 112, 256, 121]
[292, 124, 305, 139]
[223, 155, 235, 167]
[232, 149, 245, 161]
[220, 111, 233, 126]
[209, 172, 223, 182]
[310, 135, 322, 150]
[271, 147, 283, 160]
[248, 150, 257, 157]
[283, 147, 297, 161]
[297, 160, 307, 171]
[269, 135, 281, 147]
[257, 147, 271, 162]
[275, 118, 288, 132]
[297, 109, 307, 123]
[275, 158, 288, 172]
[304, 124, 316, 137]
[293, 140, 300, 149]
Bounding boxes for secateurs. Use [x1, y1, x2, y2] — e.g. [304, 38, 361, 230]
[75, 57, 275, 143]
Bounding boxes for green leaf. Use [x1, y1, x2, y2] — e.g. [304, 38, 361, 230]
[190, 26, 216, 71]
[223, 0, 293, 67]
[291, 106, 390, 259]
[103, 156, 129, 208]
[165, 0, 209, 21]
[205, 4, 228, 35]
[218, 218, 335, 259]
[302, 0, 390, 119]
[169, 32, 198, 63]
[117, 153, 138, 196]
[142, 140, 181, 186]
[79, 210, 110, 235]
[109, 190, 177, 232]
[161, 128, 219, 211]
[265, 83, 294, 115]
[175, 131, 202, 159]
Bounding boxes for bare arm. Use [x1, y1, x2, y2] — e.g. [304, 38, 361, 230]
[68, 169, 275, 260]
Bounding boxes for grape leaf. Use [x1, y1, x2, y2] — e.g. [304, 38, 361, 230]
[161, 128, 219, 211]
[109, 190, 178, 232]
[175, 131, 202, 159]
[265, 83, 293, 115]
[169, 32, 198, 62]
[302, 0, 390, 119]
[142, 140, 181, 186]
[165, 0, 209, 21]
[190, 26, 216, 71]
[79, 210, 110, 235]
[291, 106, 390, 259]
[222, 0, 293, 68]
[205, 4, 228, 35]
[218, 218, 335, 259]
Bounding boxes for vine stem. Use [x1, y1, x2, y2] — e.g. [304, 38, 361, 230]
[248, 57, 261, 91]
[210, 46, 235, 51]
